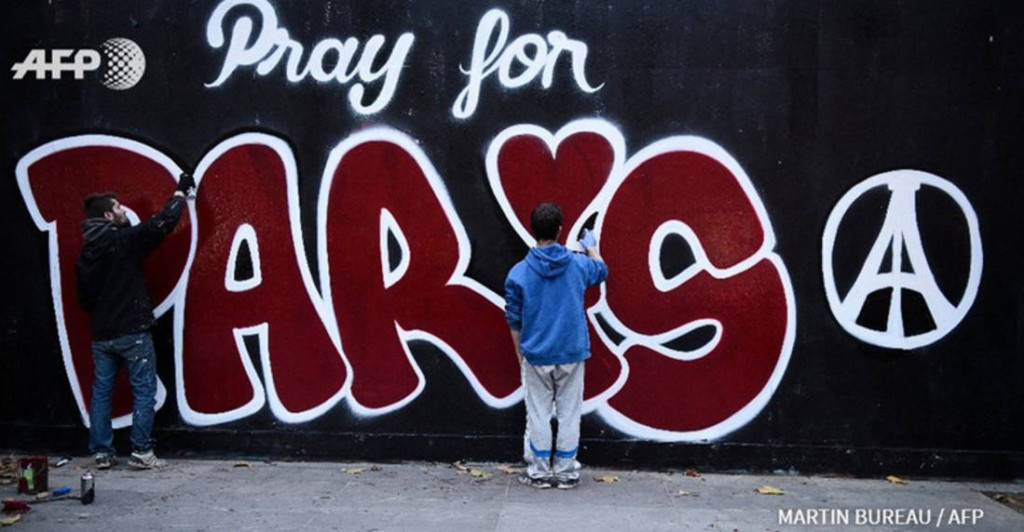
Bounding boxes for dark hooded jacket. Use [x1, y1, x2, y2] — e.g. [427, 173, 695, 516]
[76, 195, 186, 341]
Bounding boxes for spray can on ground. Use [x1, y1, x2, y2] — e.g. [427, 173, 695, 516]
[80, 471, 94, 505]
[24, 463, 35, 492]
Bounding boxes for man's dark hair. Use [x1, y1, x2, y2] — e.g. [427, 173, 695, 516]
[530, 203, 563, 241]
[84, 193, 118, 219]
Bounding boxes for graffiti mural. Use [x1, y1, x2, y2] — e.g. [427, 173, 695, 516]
[3, 0, 1021, 474]
[15, 121, 793, 442]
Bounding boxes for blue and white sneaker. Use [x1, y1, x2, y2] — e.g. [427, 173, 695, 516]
[518, 473, 553, 489]
[556, 477, 581, 490]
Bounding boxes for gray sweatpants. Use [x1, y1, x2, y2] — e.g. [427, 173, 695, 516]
[521, 360, 584, 481]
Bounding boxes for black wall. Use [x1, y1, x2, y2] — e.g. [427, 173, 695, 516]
[2, 0, 1022, 477]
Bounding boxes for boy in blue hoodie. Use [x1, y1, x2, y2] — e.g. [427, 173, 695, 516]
[504, 203, 608, 489]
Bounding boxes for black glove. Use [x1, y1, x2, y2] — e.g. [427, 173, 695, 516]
[177, 172, 195, 194]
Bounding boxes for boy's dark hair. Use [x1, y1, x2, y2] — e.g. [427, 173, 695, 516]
[530, 203, 563, 241]
[84, 193, 118, 219]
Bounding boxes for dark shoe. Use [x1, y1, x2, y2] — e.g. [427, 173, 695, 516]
[518, 473, 553, 489]
[556, 477, 581, 490]
[93, 453, 116, 470]
[128, 450, 166, 470]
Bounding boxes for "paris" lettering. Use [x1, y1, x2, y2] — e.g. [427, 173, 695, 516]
[15, 121, 793, 441]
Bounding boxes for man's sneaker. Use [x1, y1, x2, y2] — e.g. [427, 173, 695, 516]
[556, 477, 581, 490]
[518, 473, 553, 489]
[93, 453, 117, 470]
[128, 450, 166, 470]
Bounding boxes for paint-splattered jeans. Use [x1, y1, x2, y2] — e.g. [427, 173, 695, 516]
[88, 332, 157, 454]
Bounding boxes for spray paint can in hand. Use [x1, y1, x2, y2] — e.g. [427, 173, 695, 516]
[80, 471, 94, 505]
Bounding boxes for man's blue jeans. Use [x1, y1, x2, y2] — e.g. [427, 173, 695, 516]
[88, 332, 157, 454]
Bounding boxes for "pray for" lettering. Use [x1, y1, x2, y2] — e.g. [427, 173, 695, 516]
[453, 9, 603, 119]
[205, 0, 414, 115]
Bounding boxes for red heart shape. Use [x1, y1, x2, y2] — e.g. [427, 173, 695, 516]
[495, 131, 615, 244]
[491, 126, 623, 401]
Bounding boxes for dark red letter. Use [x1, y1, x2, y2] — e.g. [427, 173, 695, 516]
[179, 134, 347, 424]
[321, 130, 519, 414]
[599, 139, 794, 438]
[17, 136, 190, 427]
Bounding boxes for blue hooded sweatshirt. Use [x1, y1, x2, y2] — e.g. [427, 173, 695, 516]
[504, 244, 609, 366]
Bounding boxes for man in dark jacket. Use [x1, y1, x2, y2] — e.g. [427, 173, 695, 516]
[76, 173, 193, 470]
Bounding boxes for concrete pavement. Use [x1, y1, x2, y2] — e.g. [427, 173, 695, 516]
[2, 458, 1022, 531]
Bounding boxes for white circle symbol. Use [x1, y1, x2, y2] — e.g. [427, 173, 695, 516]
[100, 38, 146, 90]
[822, 170, 983, 350]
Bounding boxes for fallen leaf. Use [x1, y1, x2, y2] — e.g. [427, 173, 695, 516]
[0, 515, 21, 526]
[233, 461, 252, 468]
[469, 469, 492, 480]
[345, 468, 365, 475]
[497, 465, 521, 475]
[886, 475, 909, 485]
[684, 469, 701, 477]
[594, 475, 619, 483]
[755, 485, 785, 495]
[370, 465, 381, 471]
